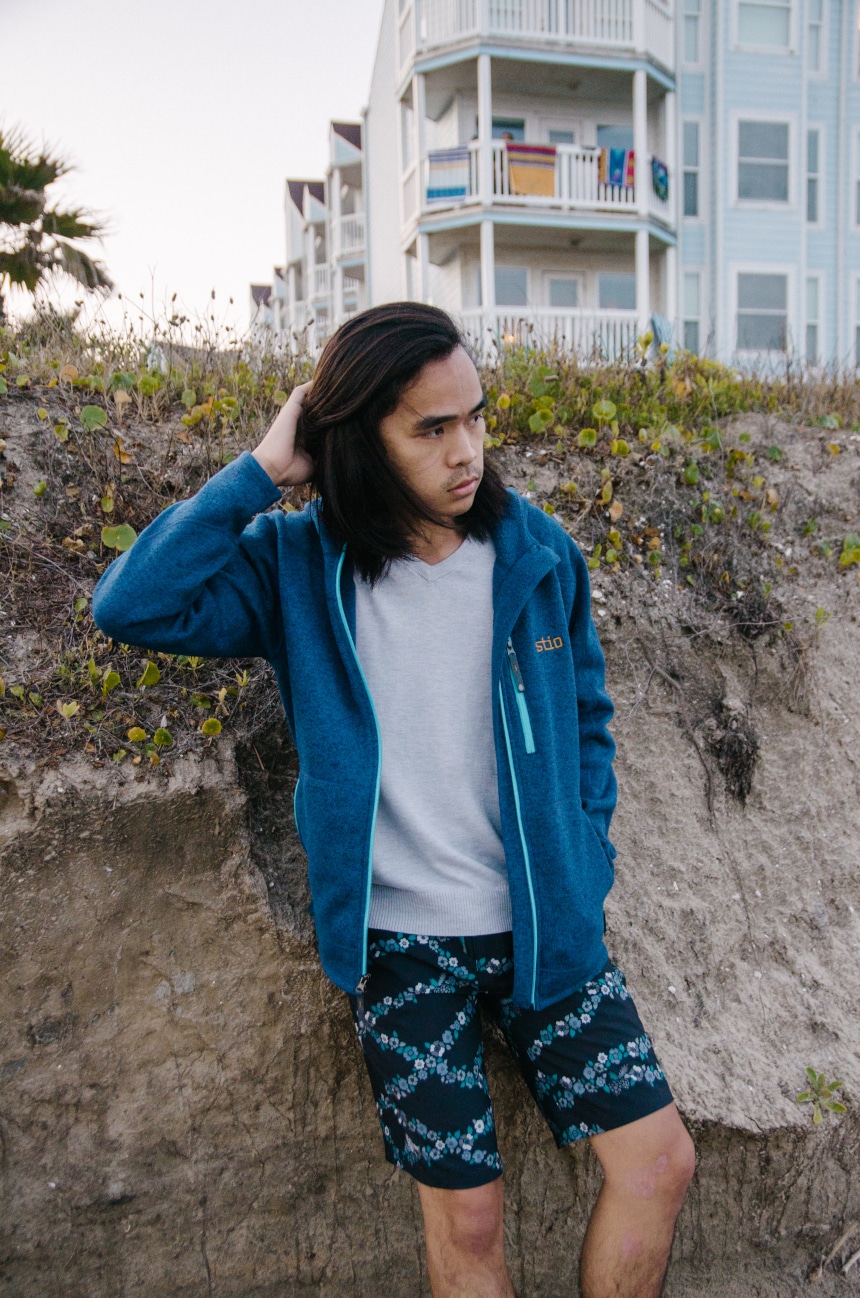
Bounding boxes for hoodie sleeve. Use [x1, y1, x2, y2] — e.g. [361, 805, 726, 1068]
[566, 538, 618, 856]
[92, 451, 285, 660]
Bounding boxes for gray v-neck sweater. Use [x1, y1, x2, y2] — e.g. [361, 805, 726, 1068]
[354, 535, 512, 936]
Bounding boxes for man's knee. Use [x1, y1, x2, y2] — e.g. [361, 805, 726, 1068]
[420, 1180, 505, 1258]
[593, 1105, 696, 1211]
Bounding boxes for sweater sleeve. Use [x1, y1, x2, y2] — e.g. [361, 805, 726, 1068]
[92, 451, 285, 660]
[567, 539, 618, 856]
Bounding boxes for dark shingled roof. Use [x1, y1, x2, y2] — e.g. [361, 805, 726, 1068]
[251, 285, 272, 307]
[286, 178, 325, 211]
[332, 121, 362, 151]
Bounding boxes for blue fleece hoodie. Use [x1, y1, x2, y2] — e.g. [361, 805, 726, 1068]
[92, 450, 617, 1010]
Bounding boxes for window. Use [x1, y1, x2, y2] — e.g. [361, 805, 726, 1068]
[683, 122, 700, 217]
[495, 266, 528, 306]
[806, 276, 820, 363]
[599, 273, 636, 311]
[807, 0, 823, 71]
[737, 272, 788, 351]
[684, 0, 701, 62]
[737, 0, 791, 48]
[806, 129, 820, 224]
[548, 129, 575, 145]
[547, 276, 580, 308]
[738, 121, 789, 202]
[684, 273, 701, 353]
[492, 118, 525, 142]
[596, 124, 634, 152]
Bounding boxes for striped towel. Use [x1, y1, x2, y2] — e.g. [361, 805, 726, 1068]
[427, 147, 470, 202]
[606, 147, 635, 188]
[506, 142, 556, 197]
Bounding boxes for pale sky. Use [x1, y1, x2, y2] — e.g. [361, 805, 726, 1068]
[3, 0, 386, 332]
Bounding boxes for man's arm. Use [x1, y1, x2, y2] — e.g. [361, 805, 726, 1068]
[92, 384, 314, 660]
[567, 539, 618, 856]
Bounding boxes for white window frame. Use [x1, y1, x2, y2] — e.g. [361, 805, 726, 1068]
[733, 0, 796, 53]
[805, 273, 822, 365]
[732, 111, 796, 209]
[683, 271, 702, 354]
[806, 0, 826, 77]
[682, 119, 702, 220]
[731, 262, 795, 357]
[539, 115, 581, 146]
[544, 272, 582, 310]
[494, 264, 530, 308]
[683, 0, 702, 66]
[806, 124, 824, 228]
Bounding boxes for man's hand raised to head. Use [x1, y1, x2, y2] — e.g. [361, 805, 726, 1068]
[252, 382, 314, 489]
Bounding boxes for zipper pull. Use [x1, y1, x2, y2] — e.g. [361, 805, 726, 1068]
[356, 972, 370, 1016]
[506, 638, 526, 692]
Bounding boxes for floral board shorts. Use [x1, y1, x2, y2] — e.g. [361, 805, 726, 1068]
[348, 929, 674, 1190]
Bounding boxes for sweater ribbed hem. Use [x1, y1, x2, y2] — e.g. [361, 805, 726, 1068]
[368, 884, 513, 938]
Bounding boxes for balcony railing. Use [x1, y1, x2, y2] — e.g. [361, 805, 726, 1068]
[423, 141, 673, 221]
[312, 264, 330, 298]
[400, 0, 673, 72]
[335, 213, 366, 254]
[460, 306, 639, 359]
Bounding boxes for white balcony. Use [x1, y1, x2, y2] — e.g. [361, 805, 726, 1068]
[312, 264, 330, 298]
[423, 141, 673, 222]
[400, 0, 673, 73]
[460, 306, 639, 358]
[334, 213, 366, 255]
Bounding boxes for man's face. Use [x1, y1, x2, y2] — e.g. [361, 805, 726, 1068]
[378, 345, 486, 522]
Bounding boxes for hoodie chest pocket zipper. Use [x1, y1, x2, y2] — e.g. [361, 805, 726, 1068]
[506, 638, 536, 754]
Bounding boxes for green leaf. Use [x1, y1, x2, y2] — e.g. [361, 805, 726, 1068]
[80, 404, 108, 431]
[54, 421, 69, 442]
[101, 523, 137, 552]
[16, 374, 30, 388]
[87, 658, 100, 687]
[28, 691, 42, 707]
[766, 445, 783, 461]
[102, 670, 121, 696]
[684, 462, 700, 485]
[577, 428, 597, 448]
[272, 390, 288, 407]
[36, 407, 48, 420]
[136, 661, 161, 688]
[74, 596, 88, 613]
[201, 717, 222, 736]
[33, 480, 47, 497]
[127, 726, 147, 742]
[824, 1100, 847, 1113]
[610, 439, 630, 456]
[153, 727, 173, 747]
[796, 1091, 813, 1103]
[592, 400, 616, 422]
[181, 388, 197, 408]
[805, 1066, 818, 1083]
[0, 377, 7, 394]
[112, 748, 127, 762]
[812, 1105, 823, 1124]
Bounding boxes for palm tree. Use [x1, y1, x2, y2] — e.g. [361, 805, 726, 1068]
[0, 127, 112, 322]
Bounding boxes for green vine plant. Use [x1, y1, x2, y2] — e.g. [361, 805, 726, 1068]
[796, 1068, 846, 1124]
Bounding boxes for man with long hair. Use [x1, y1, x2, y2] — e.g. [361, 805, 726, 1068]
[94, 303, 694, 1298]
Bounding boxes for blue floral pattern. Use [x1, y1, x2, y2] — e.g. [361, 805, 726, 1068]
[349, 931, 672, 1189]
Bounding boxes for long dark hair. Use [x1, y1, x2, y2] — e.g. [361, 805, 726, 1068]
[297, 302, 510, 584]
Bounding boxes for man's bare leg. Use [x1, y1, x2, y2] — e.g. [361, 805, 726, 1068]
[581, 1102, 695, 1298]
[418, 1177, 515, 1298]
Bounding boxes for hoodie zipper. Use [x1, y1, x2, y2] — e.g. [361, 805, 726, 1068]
[506, 638, 536, 754]
[498, 679, 539, 1008]
[334, 547, 382, 998]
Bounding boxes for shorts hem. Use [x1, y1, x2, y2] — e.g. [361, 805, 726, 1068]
[386, 1149, 505, 1191]
[555, 1088, 676, 1150]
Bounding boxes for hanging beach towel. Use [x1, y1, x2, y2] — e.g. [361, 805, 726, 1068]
[506, 142, 557, 197]
[427, 147, 470, 202]
[651, 157, 669, 201]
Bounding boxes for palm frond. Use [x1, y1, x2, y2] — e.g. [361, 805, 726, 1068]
[0, 184, 46, 227]
[52, 239, 113, 293]
[0, 128, 66, 191]
[0, 242, 46, 292]
[41, 207, 104, 240]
